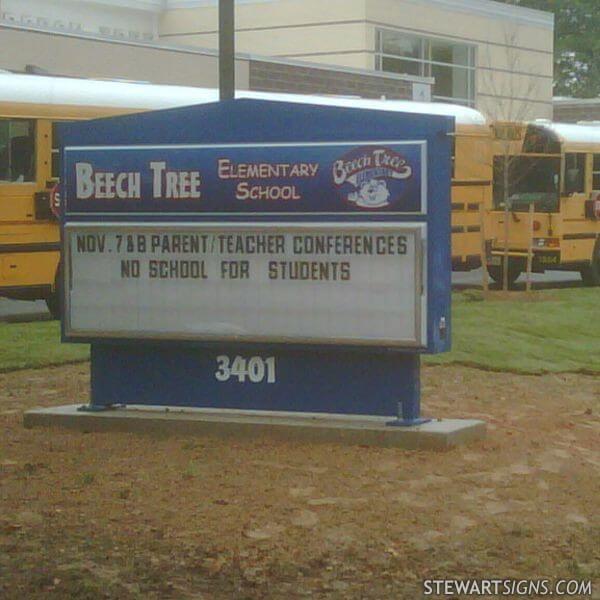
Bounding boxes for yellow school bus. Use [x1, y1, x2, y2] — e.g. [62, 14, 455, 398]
[0, 73, 222, 316]
[280, 96, 492, 272]
[0, 73, 491, 317]
[449, 111, 492, 271]
[277, 95, 492, 271]
[487, 121, 600, 286]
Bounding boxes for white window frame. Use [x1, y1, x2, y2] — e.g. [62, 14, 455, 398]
[375, 28, 476, 107]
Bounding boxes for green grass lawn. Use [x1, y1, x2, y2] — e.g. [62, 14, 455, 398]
[424, 288, 600, 374]
[0, 287, 598, 375]
[0, 321, 89, 373]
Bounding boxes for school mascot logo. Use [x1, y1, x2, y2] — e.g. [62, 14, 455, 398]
[332, 146, 413, 209]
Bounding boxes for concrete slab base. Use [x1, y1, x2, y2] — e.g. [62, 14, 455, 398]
[24, 405, 486, 450]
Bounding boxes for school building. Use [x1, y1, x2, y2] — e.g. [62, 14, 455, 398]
[0, 0, 554, 118]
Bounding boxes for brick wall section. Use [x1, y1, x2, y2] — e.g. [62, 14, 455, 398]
[250, 60, 414, 100]
[554, 103, 600, 123]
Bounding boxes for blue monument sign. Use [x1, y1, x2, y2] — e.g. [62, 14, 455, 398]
[60, 99, 452, 424]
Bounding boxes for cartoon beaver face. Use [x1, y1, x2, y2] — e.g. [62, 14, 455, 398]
[355, 179, 390, 207]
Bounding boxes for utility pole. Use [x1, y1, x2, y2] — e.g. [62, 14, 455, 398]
[219, 0, 235, 101]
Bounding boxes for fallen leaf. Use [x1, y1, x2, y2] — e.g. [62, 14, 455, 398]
[566, 514, 589, 525]
[243, 523, 284, 540]
[203, 556, 227, 575]
[16, 511, 44, 526]
[291, 510, 319, 528]
[509, 464, 535, 476]
[485, 501, 510, 515]
[307, 497, 367, 507]
[450, 516, 476, 531]
[289, 486, 316, 498]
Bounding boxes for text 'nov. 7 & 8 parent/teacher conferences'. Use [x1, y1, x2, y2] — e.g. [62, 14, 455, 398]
[74, 231, 410, 283]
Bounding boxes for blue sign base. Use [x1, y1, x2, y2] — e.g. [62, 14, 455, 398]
[86, 343, 427, 423]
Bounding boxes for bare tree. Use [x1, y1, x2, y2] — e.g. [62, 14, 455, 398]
[478, 25, 544, 291]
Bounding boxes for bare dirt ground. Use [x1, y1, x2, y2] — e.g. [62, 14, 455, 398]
[0, 364, 599, 599]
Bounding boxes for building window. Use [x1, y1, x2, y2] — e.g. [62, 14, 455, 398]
[375, 29, 475, 106]
[0, 118, 35, 182]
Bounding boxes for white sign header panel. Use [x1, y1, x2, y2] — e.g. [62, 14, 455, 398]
[65, 222, 426, 347]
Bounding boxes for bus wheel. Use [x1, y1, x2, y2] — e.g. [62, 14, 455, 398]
[45, 268, 61, 320]
[487, 259, 521, 288]
[580, 240, 600, 287]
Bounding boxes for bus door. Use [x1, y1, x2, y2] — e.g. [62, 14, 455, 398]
[0, 118, 59, 296]
[0, 118, 37, 222]
[589, 154, 600, 220]
[561, 151, 600, 270]
[489, 153, 561, 277]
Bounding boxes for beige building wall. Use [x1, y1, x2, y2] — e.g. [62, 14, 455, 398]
[159, 0, 373, 69]
[0, 23, 426, 102]
[159, 0, 554, 119]
[0, 26, 250, 89]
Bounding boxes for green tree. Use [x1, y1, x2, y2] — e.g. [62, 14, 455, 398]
[498, 0, 600, 98]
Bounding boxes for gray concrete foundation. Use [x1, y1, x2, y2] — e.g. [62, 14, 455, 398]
[24, 405, 486, 450]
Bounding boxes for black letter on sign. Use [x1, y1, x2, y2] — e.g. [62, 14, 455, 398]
[121, 259, 140, 278]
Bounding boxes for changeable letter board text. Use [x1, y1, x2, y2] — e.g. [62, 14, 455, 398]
[64, 223, 425, 346]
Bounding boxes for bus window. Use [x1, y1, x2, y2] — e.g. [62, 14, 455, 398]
[564, 153, 585, 194]
[0, 118, 35, 182]
[523, 126, 560, 154]
[493, 155, 560, 212]
[593, 155, 600, 191]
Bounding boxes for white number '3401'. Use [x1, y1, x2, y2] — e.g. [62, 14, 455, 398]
[215, 355, 276, 383]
